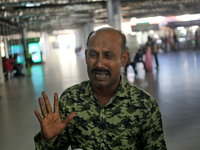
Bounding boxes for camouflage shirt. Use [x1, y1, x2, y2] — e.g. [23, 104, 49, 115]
[34, 76, 167, 150]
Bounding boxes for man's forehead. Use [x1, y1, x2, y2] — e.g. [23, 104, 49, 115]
[93, 28, 120, 37]
[88, 29, 122, 45]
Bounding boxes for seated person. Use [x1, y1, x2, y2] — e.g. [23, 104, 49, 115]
[124, 48, 146, 76]
[3, 56, 15, 80]
[133, 49, 146, 72]
[12, 54, 24, 77]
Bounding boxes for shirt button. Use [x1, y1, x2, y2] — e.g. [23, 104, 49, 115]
[102, 109, 105, 113]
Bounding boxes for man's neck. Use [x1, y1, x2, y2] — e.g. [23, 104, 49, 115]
[91, 81, 120, 106]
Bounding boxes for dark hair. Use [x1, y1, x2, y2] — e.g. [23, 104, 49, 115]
[86, 27, 127, 53]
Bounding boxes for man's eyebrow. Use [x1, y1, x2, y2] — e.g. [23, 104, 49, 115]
[104, 50, 114, 53]
[88, 49, 97, 52]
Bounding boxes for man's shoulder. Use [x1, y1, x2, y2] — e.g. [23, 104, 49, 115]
[122, 79, 156, 104]
[60, 80, 90, 98]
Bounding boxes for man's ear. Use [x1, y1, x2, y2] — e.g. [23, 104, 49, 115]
[121, 51, 129, 67]
[85, 49, 88, 63]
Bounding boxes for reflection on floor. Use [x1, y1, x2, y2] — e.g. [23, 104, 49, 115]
[0, 49, 200, 150]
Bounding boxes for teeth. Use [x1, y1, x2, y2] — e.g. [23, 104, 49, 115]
[96, 74, 107, 77]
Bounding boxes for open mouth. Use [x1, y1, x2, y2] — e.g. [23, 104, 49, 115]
[95, 72, 108, 78]
[93, 71, 109, 80]
[91, 68, 110, 80]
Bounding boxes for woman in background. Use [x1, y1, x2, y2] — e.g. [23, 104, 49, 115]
[145, 43, 153, 72]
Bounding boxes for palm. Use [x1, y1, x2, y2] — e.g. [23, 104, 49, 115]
[34, 92, 76, 141]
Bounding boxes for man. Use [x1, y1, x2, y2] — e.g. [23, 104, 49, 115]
[124, 47, 138, 76]
[194, 30, 200, 51]
[34, 27, 167, 149]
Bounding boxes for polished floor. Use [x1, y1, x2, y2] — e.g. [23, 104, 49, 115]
[0, 48, 200, 150]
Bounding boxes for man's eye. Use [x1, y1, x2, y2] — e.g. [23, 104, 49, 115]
[105, 54, 114, 59]
[89, 53, 98, 57]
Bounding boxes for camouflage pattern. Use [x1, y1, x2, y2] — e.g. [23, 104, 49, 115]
[34, 76, 167, 150]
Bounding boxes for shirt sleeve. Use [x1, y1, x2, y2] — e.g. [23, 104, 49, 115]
[141, 99, 167, 150]
[34, 128, 70, 150]
[34, 131, 58, 150]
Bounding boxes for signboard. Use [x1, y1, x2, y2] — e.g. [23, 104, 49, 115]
[131, 24, 159, 32]
[167, 20, 200, 28]
[28, 42, 42, 63]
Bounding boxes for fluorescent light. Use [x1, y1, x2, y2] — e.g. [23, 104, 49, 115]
[130, 16, 165, 24]
[154, 34, 159, 39]
[176, 14, 200, 21]
[177, 26, 184, 30]
[149, 30, 154, 34]
[26, 3, 35, 7]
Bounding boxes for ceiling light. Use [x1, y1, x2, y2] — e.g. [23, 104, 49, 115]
[176, 14, 200, 21]
[26, 3, 35, 7]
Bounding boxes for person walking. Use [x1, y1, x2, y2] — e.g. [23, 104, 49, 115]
[145, 37, 153, 72]
[152, 39, 159, 69]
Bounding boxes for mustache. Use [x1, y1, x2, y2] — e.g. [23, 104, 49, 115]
[91, 67, 111, 76]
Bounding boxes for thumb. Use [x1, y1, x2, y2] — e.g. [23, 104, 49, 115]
[63, 112, 76, 126]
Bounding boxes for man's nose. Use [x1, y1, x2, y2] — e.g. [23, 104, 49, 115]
[96, 55, 105, 68]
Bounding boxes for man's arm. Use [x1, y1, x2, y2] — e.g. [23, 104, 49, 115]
[141, 99, 167, 150]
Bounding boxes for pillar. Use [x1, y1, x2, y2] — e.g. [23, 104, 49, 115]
[0, 38, 5, 84]
[107, 0, 122, 30]
[75, 22, 94, 50]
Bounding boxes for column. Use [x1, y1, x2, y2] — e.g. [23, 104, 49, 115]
[107, 0, 122, 30]
[75, 21, 94, 51]
[22, 27, 27, 51]
[0, 38, 5, 84]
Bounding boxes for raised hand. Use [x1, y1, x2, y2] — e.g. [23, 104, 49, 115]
[34, 92, 76, 141]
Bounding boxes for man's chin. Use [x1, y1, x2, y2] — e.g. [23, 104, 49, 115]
[91, 80, 108, 88]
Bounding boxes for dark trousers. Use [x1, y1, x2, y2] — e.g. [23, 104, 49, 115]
[154, 53, 159, 67]
[124, 60, 146, 75]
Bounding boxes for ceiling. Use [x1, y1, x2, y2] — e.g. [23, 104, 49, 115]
[1, 0, 200, 33]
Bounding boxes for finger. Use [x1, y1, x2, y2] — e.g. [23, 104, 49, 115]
[38, 97, 47, 116]
[42, 92, 53, 114]
[63, 112, 76, 126]
[54, 93, 59, 113]
[34, 109, 43, 123]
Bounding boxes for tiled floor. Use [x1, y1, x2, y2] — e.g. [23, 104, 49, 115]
[0, 48, 200, 150]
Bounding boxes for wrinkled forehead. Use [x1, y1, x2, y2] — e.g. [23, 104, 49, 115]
[88, 29, 122, 48]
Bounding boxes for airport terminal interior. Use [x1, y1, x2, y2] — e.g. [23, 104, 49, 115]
[1, 0, 200, 150]
[0, 47, 200, 150]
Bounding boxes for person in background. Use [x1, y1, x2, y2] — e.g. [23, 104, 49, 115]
[124, 47, 138, 76]
[3, 55, 15, 80]
[173, 30, 178, 51]
[145, 37, 153, 72]
[12, 54, 25, 77]
[194, 30, 200, 51]
[34, 27, 167, 150]
[151, 39, 159, 69]
[124, 48, 146, 76]
[133, 48, 147, 73]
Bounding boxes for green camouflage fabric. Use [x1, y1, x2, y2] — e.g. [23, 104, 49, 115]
[34, 76, 167, 150]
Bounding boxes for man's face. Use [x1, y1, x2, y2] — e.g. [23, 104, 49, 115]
[85, 29, 128, 89]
